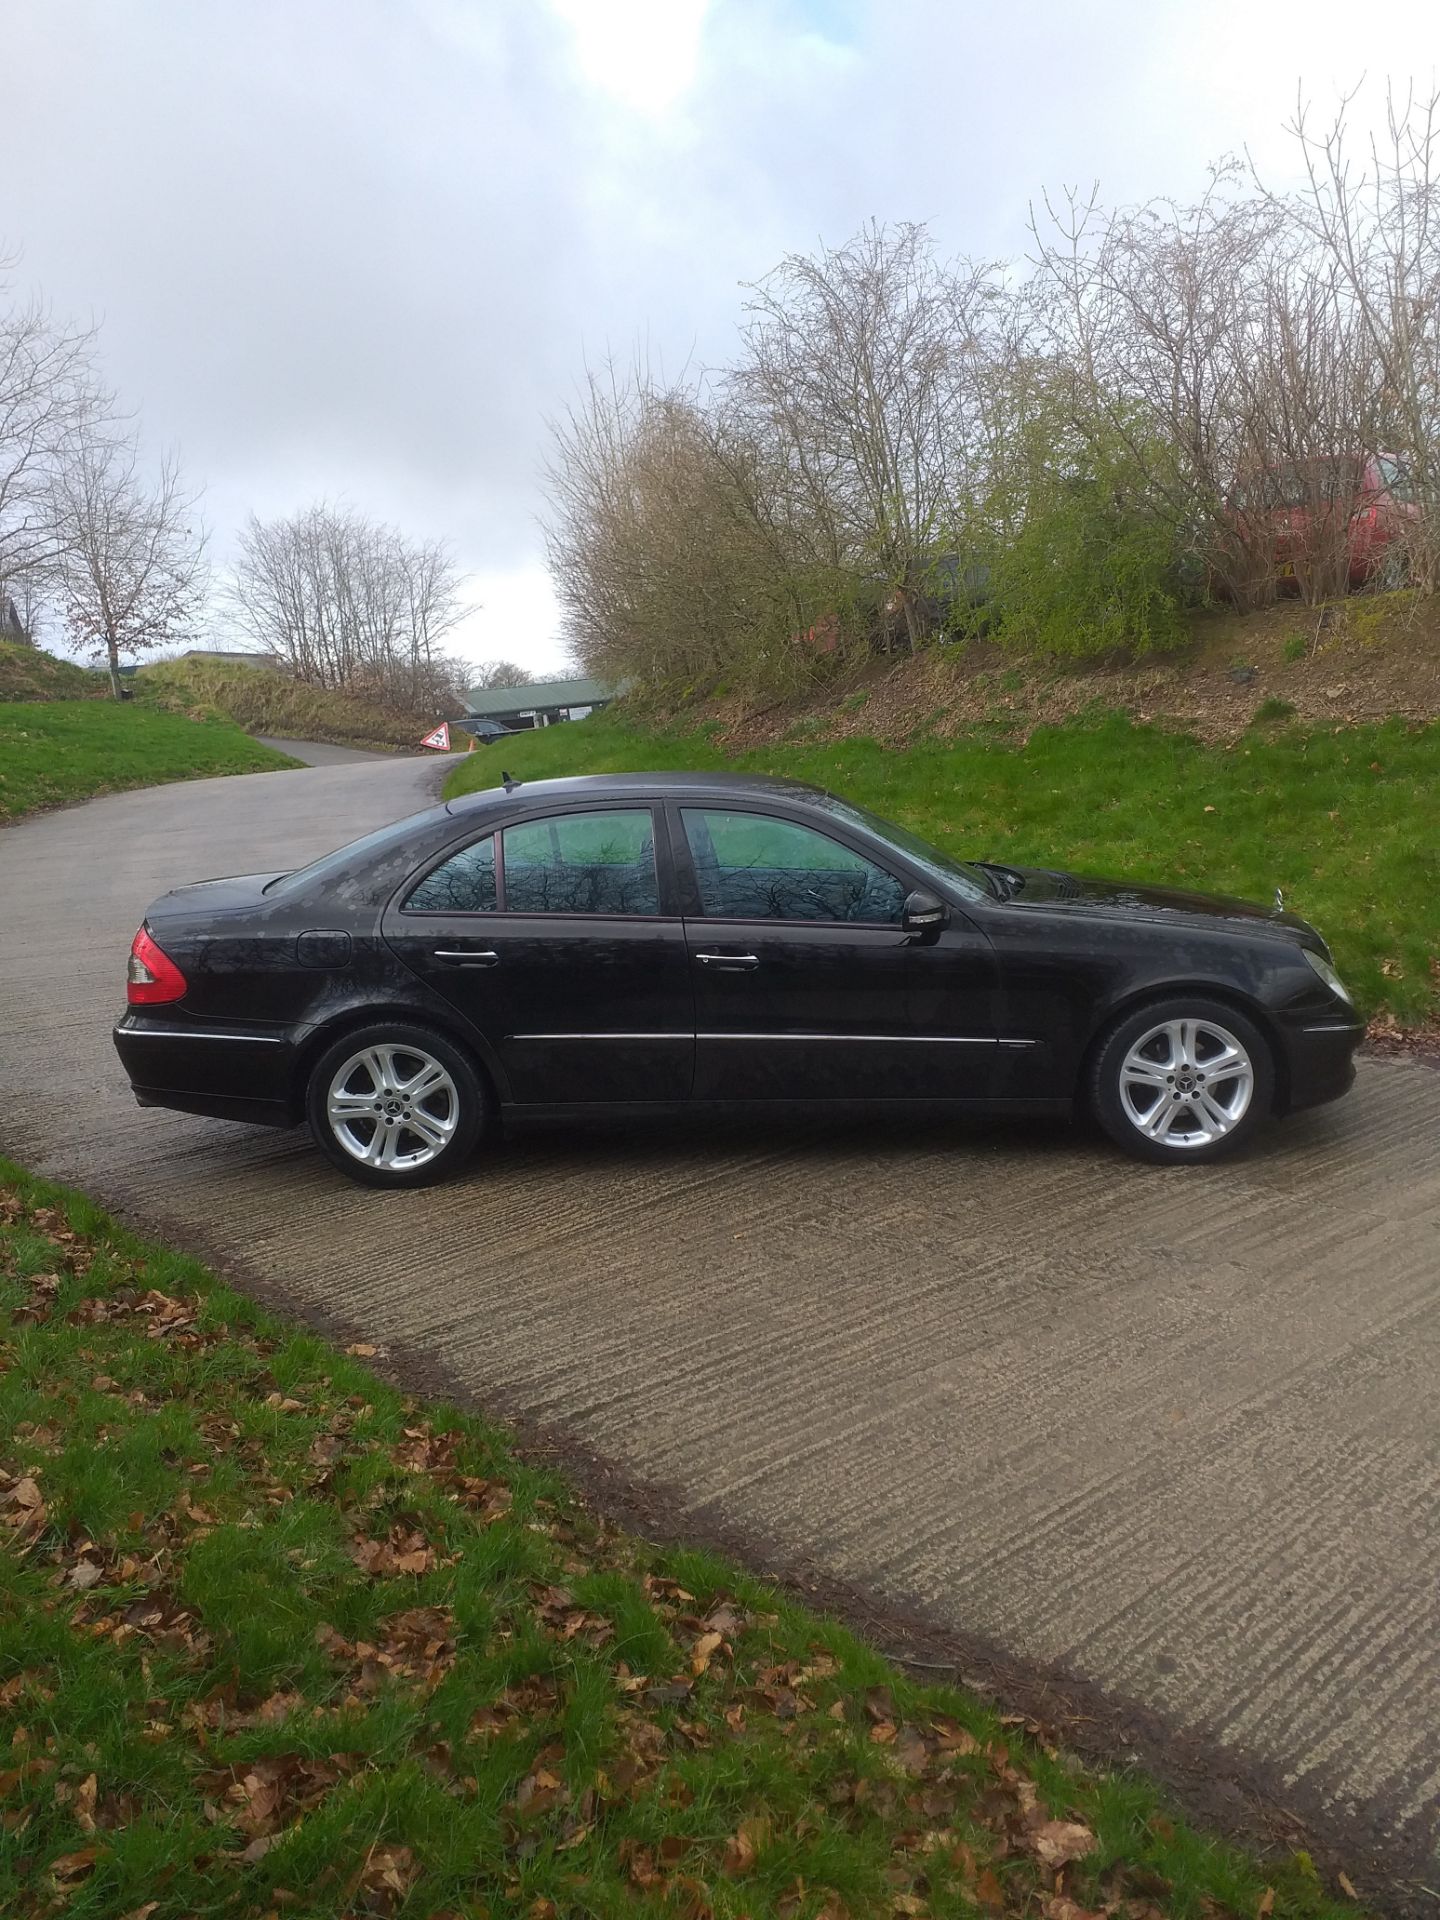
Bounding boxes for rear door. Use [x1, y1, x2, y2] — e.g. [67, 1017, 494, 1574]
[383, 805, 695, 1105]
[672, 804, 998, 1102]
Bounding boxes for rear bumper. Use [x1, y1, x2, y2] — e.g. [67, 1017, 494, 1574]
[1276, 1016, 1365, 1114]
[113, 1014, 299, 1127]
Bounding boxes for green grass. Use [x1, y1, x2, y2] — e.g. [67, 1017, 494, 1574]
[0, 701, 300, 824]
[449, 711, 1440, 1030]
[0, 1161, 1360, 1920]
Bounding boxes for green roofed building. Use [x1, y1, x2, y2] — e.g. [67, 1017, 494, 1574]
[463, 675, 615, 731]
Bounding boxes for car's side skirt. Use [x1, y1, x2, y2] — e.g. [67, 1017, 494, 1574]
[500, 1094, 1072, 1125]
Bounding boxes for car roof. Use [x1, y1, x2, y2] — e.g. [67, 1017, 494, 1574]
[445, 770, 830, 815]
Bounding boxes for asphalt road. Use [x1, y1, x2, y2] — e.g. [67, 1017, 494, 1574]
[2, 755, 1437, 1883]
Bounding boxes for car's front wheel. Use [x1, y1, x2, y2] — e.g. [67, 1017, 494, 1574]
[306, 1024, 487, 1187]
[1089, 998, 1274, 1164]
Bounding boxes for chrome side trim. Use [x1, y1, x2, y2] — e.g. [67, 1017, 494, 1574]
[699, 1032, 998, 1045]
[116, 1027, 287, 1045]
[1301, 1022, 1365, 1034]
[510, 1031, 1033, 1047]
[510, 1032, 691, 1042]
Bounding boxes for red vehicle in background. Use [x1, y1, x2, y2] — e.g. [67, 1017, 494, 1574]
[1224, 452, 1421, 592]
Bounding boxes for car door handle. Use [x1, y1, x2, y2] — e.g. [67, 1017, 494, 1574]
[432, 949, 500, 968]
[694, 951, 760, 970]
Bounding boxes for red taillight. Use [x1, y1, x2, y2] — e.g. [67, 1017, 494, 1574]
[126, 925, 187, 1005]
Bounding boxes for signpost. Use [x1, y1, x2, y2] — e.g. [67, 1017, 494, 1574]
[418, 721, 451, 752]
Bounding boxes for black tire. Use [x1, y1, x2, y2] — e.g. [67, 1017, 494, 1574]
[306, 1022, 487, 1188]
[1088, 996, 1274, 1166]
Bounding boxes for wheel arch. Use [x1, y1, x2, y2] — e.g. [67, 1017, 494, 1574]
[289, 1004, 508, 1119]
[1079, 982, 1289, 1116]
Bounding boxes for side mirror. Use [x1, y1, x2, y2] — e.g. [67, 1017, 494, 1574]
[902, 888, 949, 939]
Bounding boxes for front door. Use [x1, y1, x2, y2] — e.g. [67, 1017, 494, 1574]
[384, 806, 694, 1105]
[672, 804, 998, 1102]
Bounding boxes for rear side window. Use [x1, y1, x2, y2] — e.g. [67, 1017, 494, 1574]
[1376, 455, 1416, 503]
[681, 808, 905, 923]
[404, 834, 497, 913]
[501, 809, 659, 916]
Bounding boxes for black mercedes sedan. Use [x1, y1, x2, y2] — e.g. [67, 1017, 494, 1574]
[114, 771, 1363, 1186]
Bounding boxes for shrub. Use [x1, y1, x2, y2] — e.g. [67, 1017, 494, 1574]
[1253, 695, 1297, 724]
[980, 478, 1189, 660]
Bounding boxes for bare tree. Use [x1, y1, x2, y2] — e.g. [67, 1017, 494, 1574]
[231, 504, 469, 706]
[1266, 83, 1440, 589]
[49, 429, 206, 697]
[471, 659, 535, 689]
[546, 101, 1440, 695]
[0, 267, 111, 607]
[730, 222, 1005, 647]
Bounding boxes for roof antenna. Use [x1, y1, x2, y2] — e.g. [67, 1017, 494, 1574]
[501, 769, 520, 794]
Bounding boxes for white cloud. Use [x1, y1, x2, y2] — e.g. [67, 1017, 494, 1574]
[6, 0, 1440, 676]
[547, 0, 711, 112]
[452, 565, 569, 680]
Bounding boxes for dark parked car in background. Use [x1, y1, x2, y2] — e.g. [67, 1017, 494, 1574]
[1225, 452, 1421, 590]
[115, 773, 1363, 1185]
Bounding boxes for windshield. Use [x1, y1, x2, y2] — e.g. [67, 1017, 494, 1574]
[1231, 458, 1366, 512]
[817, 797, 991, 901]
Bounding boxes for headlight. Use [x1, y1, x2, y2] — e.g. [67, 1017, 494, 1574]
[1303, 949, 1353, 1005]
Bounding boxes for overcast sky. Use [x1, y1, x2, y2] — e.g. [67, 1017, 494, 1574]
[7, 0, 1439, 675]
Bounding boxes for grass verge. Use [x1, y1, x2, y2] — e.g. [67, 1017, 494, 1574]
[136, 658, 455, 756]
[0, 702, 300, 825]
[0, 1160, 1359, 1920]
[446, 711, 1440, 1033]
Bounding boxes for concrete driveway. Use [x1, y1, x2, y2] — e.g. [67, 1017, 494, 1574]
[252, 735, 406, 765]
[1, 757, 1437, 1884]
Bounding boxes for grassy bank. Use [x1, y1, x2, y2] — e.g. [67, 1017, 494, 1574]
[447, 710, 1439, 1032]
[0, 1160, 1359, 1920]
[0, 639, 105, 703]
[137, 657, 451, 755]
[0, 701, 299, 824]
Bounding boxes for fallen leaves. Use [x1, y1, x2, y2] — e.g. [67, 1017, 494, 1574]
[349, 1521, 439, 1578]
[200, 1749, 363, 1850]
[532, 1581, 618, 1650]
[0, 1177, 1301, 1920]
[1028, 1818, 1099, 1870]
[315, 1605, 457, 1695]
[721, 1813, 771, 1876]
[0, 1470, 47, 1547]
[353, 1843, 419, 1908]
[47, 1844, 104, 1891]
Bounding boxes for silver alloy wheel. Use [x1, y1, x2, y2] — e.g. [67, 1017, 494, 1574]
[1117, 1016, 1254, 1150]
[325, 1043, 460, 1172]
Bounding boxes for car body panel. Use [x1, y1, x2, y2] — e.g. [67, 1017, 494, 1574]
[1224, 452, 1421, 590]
[112, 770, 1364, 1140]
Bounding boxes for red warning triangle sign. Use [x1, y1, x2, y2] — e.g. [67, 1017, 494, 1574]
[419, 721, 451, 751]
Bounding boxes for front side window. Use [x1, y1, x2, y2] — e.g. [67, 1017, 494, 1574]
[682, 809, 905, 924]
[404, 834, 497, 913]
[501, 809, 659, 916]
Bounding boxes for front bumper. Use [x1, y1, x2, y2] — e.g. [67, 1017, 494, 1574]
[1276, 1015, 1365, 1114]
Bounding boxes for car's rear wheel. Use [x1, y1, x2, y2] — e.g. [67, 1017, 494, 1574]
[1089, 997, 1274, 1165]
[306, 1024, 486, 1187]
